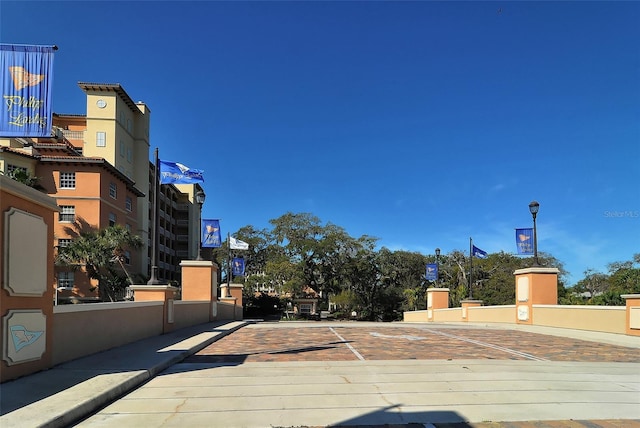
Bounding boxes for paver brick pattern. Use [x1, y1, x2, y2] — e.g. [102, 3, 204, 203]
[188, 325, 640, 363]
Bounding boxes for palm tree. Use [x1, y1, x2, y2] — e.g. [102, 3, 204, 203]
[56, 225, 143, 302]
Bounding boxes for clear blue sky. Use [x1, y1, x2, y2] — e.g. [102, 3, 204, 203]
[3, 1, 639, 286]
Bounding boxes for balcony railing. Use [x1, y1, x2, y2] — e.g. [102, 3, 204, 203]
[61, 129, 85, 140]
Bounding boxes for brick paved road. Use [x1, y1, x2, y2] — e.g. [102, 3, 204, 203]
[79, 322, 639, 428]
[187, 324, 640, 364]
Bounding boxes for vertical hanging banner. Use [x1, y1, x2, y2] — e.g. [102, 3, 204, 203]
[232, 257, 245, 276]
[202, 219, 222, 248]
[425, 263, 438, 281]
[515, 228, 534, 255]
[0, 44, 55, 137]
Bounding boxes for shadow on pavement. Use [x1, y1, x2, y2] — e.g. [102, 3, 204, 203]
[328, 405, 473, 427]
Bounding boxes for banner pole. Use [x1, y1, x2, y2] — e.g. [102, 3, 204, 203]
[147, 148, 163, 284]
[469, 237, 473, 300]
[227, 233, 232, 297]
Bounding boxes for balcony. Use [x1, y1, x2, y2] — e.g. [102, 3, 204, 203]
[61, 129, 85, 141]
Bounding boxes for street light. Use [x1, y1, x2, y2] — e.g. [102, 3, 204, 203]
[195, 189, 206, 261]
[435, 248, 441, 287]
[529, 200, 540, 266]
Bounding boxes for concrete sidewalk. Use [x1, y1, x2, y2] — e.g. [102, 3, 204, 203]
[0, 320, 248, 428]
[1, 321, 639, 428]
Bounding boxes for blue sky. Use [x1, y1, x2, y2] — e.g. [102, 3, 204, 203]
[2, 1, 639, 285]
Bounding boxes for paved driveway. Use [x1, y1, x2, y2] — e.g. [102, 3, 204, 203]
[187, 322, 640, 363]
[75, 322, 640, 428]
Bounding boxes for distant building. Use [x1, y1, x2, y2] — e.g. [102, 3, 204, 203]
[0, 82, 203, 302]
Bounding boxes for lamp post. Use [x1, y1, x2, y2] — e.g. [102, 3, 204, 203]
[435, 247, 441, 287]
[529, 200, 540, 266]
[195, 189, 206, 261]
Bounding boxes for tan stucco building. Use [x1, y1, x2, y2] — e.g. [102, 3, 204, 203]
[0, 82, 202, 301]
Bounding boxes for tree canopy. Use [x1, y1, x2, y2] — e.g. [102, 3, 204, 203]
[205, 211, 634, 321]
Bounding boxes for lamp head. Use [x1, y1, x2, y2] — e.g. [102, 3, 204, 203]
[435, 248, 441, 257]
[195, 190, 206, 205]
[529, 200, 540, 215]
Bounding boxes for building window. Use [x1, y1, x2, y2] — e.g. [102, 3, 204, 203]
[125, 223, 131, 232]
[59, 172, 76, 189]
[125, 196, 132, 212]
[109, 182, 117, 199]
[126, 147, 132, 163]
[96, 131, 106, 147]
[119, 140, 125, 157]
[57, 238, 72, 248]
[59, 206, 75, 222]
[57, 272, 74, 289]
[123, 251, 131, 265]
[300, 304, 312, 314]
[7, 164, 26, 175]
[109, 212, 116, 227]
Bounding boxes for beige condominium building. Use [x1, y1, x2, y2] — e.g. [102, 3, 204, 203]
[0, 82, 202, 302]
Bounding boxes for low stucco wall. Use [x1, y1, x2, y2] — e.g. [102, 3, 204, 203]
[217, 301, 239, 320]
[403, 310, 428, 322]
[533, 305, 627, 334]
[433, 308, 462, 322]
[52, 302, 163, 365]
[174, 301, 211, 329]
[403, 304, 628, 336]
[468, 305, 515, 323]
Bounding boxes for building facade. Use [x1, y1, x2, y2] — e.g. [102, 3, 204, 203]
[0, 82, 202, 301]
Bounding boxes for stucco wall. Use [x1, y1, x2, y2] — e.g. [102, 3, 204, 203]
[174, 301, 210, 330]
[468, 305, 515, 323]
[217, 301, 238, 321]
[403, 310, 428, 322]
[52, 302, 163, 365]
[533, 305, 626, 334]
[433, 308, 462, 322]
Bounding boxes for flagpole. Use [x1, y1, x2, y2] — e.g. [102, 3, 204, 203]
[147, 148, 163, 285]
[469, 237, 473, 300]
[226, 232, 232, 297]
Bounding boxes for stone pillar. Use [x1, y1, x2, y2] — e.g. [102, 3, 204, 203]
[1, 176, 59, 383]
[180, 261, 218, 321]
[460, 299, 482, 321]
[129, 285, 178, 333]
[621, 294, 640, 337]
[514, 267, 559, 325]
[220, 283, 244, 320]
[426, 288, 449, 322]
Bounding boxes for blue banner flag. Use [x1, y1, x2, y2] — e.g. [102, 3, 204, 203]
[159, 160, 204, 184]
[1, 44, 55, 137]
[202, 219, 222, 248]
[472, 245, 487, 259]
[232, 257, 245, 276]
[515, 228, 534, 255]
[425, 263, 438, 281]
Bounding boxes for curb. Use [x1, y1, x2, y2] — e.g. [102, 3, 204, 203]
[1, 321, 248, 428]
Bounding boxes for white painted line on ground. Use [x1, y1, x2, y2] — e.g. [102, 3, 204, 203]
[424, 329, 549, 362]
[370, 331, 426, 341]
[329, 327, 365, 361]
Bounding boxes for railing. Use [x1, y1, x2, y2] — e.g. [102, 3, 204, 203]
[61, 129, 85, 140]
